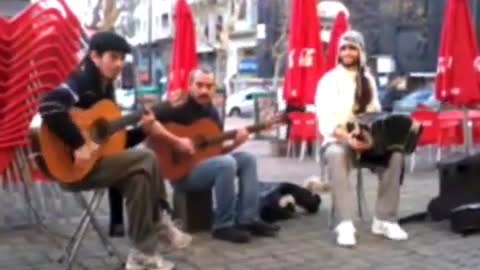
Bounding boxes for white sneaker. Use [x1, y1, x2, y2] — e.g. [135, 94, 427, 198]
[158, 211, 193, 249]
[125, 249, 175, 270]
[335, 221, 356, 247]
[371, 218, 408, 241]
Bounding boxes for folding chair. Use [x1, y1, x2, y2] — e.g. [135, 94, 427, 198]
[57, 189, 124, 270]
[28, 128, 124, 270]
[0, 1, 121, 268]
[409, 109, 439, 171]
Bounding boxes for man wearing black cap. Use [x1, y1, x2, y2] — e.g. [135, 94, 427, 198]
[39, 32, 193, 270]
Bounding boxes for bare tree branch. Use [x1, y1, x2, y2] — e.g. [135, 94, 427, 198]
[99, 0, 120, 31]
[88, 0, 103, 29]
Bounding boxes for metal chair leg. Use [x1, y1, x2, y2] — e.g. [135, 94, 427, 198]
[59, 190, 123, 270]
[299, 141, 307, 161]
[409, 153, 416, 172]
[329, 201, 335, 229]
[76, 192, 123, 260]
[286, 140, 293, 157]
[356, 169, 369, 222]
[59, 192, 102, 267]
[315, 140, 321, 163]
[13, 150, 43, 226]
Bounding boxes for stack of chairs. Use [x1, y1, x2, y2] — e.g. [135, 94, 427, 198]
[0, 0, 83, 227]
[0, 1, 123, 269]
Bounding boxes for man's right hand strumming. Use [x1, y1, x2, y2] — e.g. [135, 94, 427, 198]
[334, 126, 371, 152]
[175, 137, 195, 155]
[74, 141, 99, 169]
[334, 126, 350, 142]
[347, 132, 371, 152]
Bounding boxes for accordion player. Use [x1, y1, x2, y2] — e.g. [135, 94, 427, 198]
[346, 112, 423, 162]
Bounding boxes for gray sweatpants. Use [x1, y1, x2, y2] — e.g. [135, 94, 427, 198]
[323, 143, 403, 222]
[62, 148, 166, 255]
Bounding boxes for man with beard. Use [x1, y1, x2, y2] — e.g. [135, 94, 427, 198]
[315, 30, 408, 247]
[154, 67, 280, 244]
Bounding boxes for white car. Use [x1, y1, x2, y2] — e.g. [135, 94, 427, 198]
[226, 88, 268, 117]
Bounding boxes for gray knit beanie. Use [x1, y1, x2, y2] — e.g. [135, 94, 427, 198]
[338, 30, 367, 66]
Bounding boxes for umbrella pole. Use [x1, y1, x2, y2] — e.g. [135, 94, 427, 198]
[463, 106, 473, 154]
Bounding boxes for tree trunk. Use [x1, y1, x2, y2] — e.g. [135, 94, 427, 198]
[100, 0, 120, 31]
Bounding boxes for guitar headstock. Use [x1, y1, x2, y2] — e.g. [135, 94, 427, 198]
[264, 111, 289, 127]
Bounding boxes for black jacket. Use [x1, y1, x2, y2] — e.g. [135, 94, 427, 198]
[38, 61, 145, 149]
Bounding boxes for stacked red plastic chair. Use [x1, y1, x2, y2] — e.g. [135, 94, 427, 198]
[0, 0, 83, 177]
[286, 112, 321, 161]
[0, 0, 84, 225]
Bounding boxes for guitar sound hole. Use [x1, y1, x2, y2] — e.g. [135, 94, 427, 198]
[171, 150, 182, 164]
[91, 119, 111, 144]
[195, 135, 207, 150]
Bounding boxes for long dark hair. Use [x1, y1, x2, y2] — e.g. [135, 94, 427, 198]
[353, 66, 373, 114]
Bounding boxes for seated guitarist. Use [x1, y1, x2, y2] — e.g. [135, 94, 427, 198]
[315, 31, 408, 247]
[153, 67, 280, 243]
[38, 32, 193, 270]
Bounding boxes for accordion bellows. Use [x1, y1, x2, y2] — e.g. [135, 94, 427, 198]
[347, 112, 423, 156]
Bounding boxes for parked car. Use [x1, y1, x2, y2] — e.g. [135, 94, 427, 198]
[420, 94, 441, 110]
[392, 89, 432, 113]
[226, 87, 268, 117]
[378, 87, 410, 112]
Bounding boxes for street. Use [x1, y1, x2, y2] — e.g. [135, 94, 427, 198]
[1, 0, 480, 269]
[0, 127, 478, 269]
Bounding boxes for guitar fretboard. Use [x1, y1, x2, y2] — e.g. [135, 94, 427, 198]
[196, 123, 271, 148]
[108, 111, 144, 135]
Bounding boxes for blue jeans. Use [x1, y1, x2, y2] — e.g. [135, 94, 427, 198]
[174, 151, 260, 230]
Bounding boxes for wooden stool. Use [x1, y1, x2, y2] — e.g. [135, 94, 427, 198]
[173, 189, 213, 233]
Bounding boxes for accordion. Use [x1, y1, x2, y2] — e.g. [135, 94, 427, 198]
[346, 112, 423, 158]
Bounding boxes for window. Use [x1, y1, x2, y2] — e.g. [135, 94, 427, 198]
[245, 94, 253, 100]
[161, 13, 169, 28]
[238, 0, 247, 21]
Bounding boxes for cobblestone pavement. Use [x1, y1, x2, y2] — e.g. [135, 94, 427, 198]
[0, 118, 478, 269]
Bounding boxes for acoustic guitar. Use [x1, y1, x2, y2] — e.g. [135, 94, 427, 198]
[147, 114, 287, 182]
[31, 99, 145, 183]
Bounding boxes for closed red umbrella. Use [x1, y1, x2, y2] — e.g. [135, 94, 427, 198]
[326, 11, 349, 71]
[167, 0, 198, 97]
[435, 0, 480, 107]
[435, 0, 480, 152]
[283, 0, 326, 107]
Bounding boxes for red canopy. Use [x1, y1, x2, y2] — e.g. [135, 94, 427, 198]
[283, 0, 326, 107]
[435, 0, 480, 107]
[167, 0, 198, 96]
[326, 12, 349, 71]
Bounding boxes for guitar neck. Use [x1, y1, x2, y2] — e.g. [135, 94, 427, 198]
[109, 110, 144, 134]
[200, 122, 271, 147]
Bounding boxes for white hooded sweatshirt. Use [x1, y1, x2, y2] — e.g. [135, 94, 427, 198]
[314, 30, 381, 144]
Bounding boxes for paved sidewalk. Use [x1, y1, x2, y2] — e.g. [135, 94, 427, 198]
[0, 139, 478, 270]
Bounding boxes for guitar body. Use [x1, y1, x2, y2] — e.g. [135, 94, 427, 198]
[34, 100, 127, 183]
[148, 118, 224, 181]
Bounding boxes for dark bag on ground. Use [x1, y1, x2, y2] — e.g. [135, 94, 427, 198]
[259, 182, 321, 223]
[403, 152, 480, 236]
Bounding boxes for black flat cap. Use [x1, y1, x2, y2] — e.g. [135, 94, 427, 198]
[88, 31, 131, 54]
